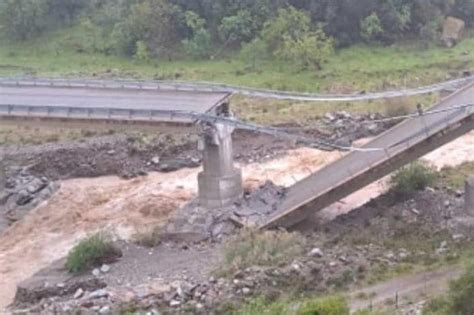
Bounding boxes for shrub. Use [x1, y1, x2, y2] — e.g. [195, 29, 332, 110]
[361, 13, 384, 42]
[298, 296, 350, 315]
[232, 296, 289, 315]
[448, 263, 474, 315]
[217, 229, 305, 276]
[66, 233, 122, 274]
[383, 97, 415, 118]
[232, 295, 349, 315]
[182, 28, 212, 59]
[390, 162, 436, 198]
[423, 263, 474, 315]
[134, 226, 162, 248]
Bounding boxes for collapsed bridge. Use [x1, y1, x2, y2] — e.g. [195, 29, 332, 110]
[1, 77, 474, 229]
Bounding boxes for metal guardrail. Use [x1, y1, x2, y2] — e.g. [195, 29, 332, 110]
[1, 75, 473, 102]
[0, 104, 378, 152]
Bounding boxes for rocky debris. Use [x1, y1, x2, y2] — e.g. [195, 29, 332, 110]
[15, 276, 106, 306]
[309, 111, 394, 148]
[101, 265, 111, 274]
[309, 248, 324, 258]
[441, 17, 465, 48]
[162, 181, 286, 243]
[234, 181, 287, 223]
[12, 240, 398, 314]
[0, 168, 59, 234]
[1, 112, 392, 189]
[10, 183, 474, 314]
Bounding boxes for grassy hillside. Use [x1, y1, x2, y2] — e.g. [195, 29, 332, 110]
[0, 28, 473, 93]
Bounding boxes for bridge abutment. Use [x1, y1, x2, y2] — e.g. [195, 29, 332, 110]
[198, 110, 243, 209]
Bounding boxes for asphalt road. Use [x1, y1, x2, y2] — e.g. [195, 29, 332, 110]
[0, 85, 229, 113]
[263, 83, 474, 228]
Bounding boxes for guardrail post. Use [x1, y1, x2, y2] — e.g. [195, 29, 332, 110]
[465, 175, 474, 217]
[0, 158, 5, 194]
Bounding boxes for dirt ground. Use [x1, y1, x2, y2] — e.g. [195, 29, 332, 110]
[2, 125, 474, 312]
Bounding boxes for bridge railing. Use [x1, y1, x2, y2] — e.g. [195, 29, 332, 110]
[2, 75, 474, 102]
[0, 103, 369, 152]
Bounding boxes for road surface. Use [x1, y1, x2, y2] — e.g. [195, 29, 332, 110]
[260, 83, 474, 228]
[0, 85, 229, 114]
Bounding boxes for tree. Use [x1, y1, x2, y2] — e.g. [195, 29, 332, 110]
[261, 6, 311, 53]
[109, 0, 184, 57]
[219, 10, 254, 46]
[0, 0, 48, 40]
[361, 12, 384, 41]
[240, 37, 268, 70]
[182, 11, 213, 59]
[47, 0, 89, 25]
[277, 28, 334, 71]
[259, 6, 334, 71]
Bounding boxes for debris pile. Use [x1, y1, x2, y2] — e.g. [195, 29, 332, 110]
[0, 168, 58, 234]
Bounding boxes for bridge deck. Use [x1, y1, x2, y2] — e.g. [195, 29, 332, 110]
[259, 83, 474, 229]
[0, 85, 230, 122]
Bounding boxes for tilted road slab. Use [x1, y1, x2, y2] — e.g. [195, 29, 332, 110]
[260, 83, 474, 229]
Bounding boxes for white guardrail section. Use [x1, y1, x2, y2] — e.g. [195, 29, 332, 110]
[1, 76, 474, 102]
[0, 104, 379, 152]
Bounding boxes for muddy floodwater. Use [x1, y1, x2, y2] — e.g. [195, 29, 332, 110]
[1, 131, 474, 309]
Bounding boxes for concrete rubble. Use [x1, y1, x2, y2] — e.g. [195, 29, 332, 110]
[0, 167, 59, 234]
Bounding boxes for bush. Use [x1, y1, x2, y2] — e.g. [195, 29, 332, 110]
[182, 28, 212, 59]
[66, 233, 122, 274]
[423, 263, 474, 315]
[390, 162, 436, 198]
[277, 28, 334, 71]
[240, 37, 268, 71]
[448, 263, 474, 314]
[217, 229, 305, 276]
[232, 295, 349, 315]
[298, 296, 350, 315]
[361, 13, 384, 42]
[134, 226, 162, 248]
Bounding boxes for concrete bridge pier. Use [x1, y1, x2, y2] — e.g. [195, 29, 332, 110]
[465, 175, 474, 216]
[198, 111, 243, 209]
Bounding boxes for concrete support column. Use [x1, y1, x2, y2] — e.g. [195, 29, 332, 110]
[465, 175, 474, 216]
[198, 113, 242, 209]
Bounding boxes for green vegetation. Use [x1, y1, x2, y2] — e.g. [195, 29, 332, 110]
[66, 233, 122, 274]
[133, 226, 163, 248]
[423, 263, 474, 315]
[390, 162, 437, 198]
[439, 161, 474, 189]
[1, 0, 472, 53]
[228, 295, 349, 315]
[216, 229, 306, 276]
[0, 0, 473, 95]
[1, 30, 473, 94]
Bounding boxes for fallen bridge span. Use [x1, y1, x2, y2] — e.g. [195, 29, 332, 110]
[257, 83, 474, 229]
